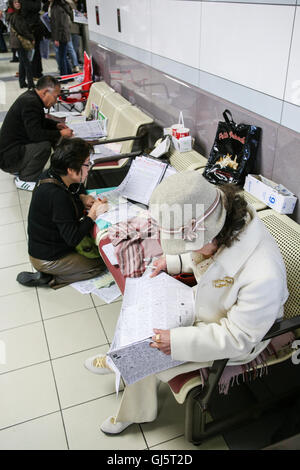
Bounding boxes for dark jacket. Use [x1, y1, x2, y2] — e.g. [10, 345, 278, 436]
[28, 170, 94, 260]
[0, 89, 60, 171]
[50, 0, 72, 43]
[7, 10, 35, 41]
[20, 0, 41, 26]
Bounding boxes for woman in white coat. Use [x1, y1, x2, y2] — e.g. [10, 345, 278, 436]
[86, 171, 289, 434]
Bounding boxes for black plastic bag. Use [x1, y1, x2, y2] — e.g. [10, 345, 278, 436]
[203, 109, 261, 186]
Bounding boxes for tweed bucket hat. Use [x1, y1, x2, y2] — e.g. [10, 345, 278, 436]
[149, 172, 227, 254]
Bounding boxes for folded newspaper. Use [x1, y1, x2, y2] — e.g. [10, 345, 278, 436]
[107, 272, 195, 385]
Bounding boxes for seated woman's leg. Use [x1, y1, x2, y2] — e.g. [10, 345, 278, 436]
[100, 375, 158, 433]
[30, 252, 105, 289]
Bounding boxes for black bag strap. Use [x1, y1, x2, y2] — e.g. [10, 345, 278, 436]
[37, 178, 80, 219]
[223, 109, 235, 126]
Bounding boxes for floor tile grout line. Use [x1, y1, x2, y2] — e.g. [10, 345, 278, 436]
[147, 433, 186, 450]
[37, 303, 107, 323]
[0, 391, 120, 435]
[35, 288, 70, 450]
[0, 410, 62, 435]
[92, 295, 111, 345]
[138, 424, 150, 450]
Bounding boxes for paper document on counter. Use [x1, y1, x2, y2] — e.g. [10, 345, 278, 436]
[90, 142, 122, 163]
[69, 120, 106, 139]
[116, 156, 170, 206]
[107, 273, 195, 385]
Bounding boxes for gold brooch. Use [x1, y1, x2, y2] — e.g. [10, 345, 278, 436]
[213, 277, 234, 288]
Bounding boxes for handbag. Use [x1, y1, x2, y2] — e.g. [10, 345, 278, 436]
[203, 109, 261, 186]
[11, 26, 34, 50]
[75, 235, 100, 259]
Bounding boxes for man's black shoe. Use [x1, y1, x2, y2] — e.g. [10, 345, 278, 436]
[16, 271, 52, 287]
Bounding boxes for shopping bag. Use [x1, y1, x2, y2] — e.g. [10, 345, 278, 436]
[203, 109, 261, 186]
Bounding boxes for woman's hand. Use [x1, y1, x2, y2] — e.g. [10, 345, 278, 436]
[150, 256, 167, 278]
[87, 197, 108, 220]
[56, 122, 68, 130]
[60, 128, 73, 137]
[150, 329, 171, 355]
[54, 40, 59, 47]
[79, 194, 95, 210]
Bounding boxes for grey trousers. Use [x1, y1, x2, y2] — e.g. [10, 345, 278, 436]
[2, 141, 52, 182]
[30, 252, 106, 289]
[19, 141, 52, 182]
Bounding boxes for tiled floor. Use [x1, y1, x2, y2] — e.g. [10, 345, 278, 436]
[0, 51, 228, 450]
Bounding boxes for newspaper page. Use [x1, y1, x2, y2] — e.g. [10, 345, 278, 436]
[107, 273, 195, 385]
[69, 120, 106, 139]
[118, 157, 167, 206]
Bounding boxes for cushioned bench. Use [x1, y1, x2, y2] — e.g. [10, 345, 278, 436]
[85, 82, 154, 165]
[83, 81, 115, 119]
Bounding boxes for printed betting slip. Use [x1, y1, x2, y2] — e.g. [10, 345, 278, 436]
[107, 272, 195, 385]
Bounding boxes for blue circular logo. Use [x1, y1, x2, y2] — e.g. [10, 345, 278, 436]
[269, 196, 276, 204]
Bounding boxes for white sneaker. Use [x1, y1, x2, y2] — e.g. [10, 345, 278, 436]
[100, 416, 133, 435]
[14, 177, 36, 191]
[84, 354, 113, 375]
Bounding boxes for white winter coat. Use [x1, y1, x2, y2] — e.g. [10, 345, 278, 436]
[166, 210, 289, 367]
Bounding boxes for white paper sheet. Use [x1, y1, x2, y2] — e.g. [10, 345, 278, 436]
[69, 120, 106, 139]
[108, 338, 183, 385]
[96, 203, 141, 225]
[118, 157, 167, 206]
[108, 273, 195, 384]
[93, 142, 122, 154]
[149, 136, 171, 158]
[92, 283, 122, 304]
[70, 279, 97, 294]
[102, 243, 118, 265]
[70, 270, 115, 294]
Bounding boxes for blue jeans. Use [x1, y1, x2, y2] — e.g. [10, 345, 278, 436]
[57, 42, 72, 76]
[67, 40, 78, 68]
[71, 33, 81, 62]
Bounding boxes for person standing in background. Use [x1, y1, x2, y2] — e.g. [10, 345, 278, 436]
[6, 0, 35, 89]
[20, 0, 43, 79]
[65, 0, 81, 69]
[48, 0, 72, 76]
[0, 9, 8, 52]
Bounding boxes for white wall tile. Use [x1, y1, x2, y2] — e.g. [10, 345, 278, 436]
[200, 3, 295, 100]
[119, 0, 151, 52]
[284, 6, 300, 105]
[281, 101, 300, 132]
[150, 0, 201, 69]
[87, 0, 119, 39]
[88, 0, 151, 51]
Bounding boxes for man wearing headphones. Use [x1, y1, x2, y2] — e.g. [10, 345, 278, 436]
[17, 138, 108, 288]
